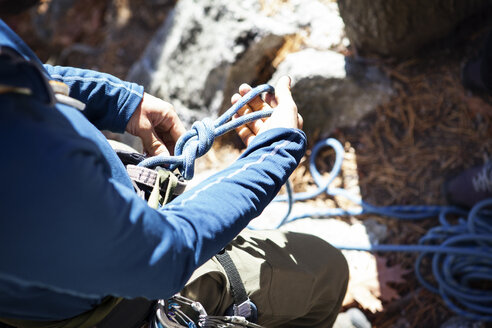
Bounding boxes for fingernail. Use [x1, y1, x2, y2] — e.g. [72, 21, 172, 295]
[287, 75, 292, 87]
[239, 83, 251, 91]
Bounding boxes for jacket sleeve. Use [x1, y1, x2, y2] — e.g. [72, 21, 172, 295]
[44, 65, 144, 133]
[1, 128, 306, 301]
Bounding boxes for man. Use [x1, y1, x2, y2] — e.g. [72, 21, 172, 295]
[0, 3, 348, 327]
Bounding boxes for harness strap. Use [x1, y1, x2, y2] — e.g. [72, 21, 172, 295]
[0, 45, 55, 106]
[0, 84, 32, 96]
[126, 164, 186, 198]
[148, 169, 178, 209]
[215, 251, 258, 323]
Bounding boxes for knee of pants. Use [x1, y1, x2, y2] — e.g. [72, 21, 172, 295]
[323, 242, 349, 292]
[319, 242, 349, 306]
[259, 232, 349, 319]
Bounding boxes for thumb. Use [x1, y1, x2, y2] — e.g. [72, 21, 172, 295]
[274, 76, 294, 105]
[265, 76, 299, 131]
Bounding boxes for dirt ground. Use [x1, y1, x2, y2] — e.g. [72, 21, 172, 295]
[324, 20, 492, 327]
[5, 1, 492, 327]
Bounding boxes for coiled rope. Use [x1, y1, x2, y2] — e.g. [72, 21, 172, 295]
[277, 137, 492, 322]
[139, 84, 492, 321]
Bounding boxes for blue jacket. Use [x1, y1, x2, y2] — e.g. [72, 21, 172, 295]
[0, 20, 307, 321]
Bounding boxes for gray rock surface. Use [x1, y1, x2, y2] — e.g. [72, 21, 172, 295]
[269, 49, 394, 139]
[272, 0, 347, 51]
[127, 0, 295, 127]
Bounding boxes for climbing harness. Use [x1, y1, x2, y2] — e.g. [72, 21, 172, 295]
[150, 295, 262, 328]
[110, 142, 186, 209]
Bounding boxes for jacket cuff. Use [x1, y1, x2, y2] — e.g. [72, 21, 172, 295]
[113, 83, 144, 133]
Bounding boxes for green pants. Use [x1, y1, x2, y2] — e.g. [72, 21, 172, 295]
[181, 229, 349, 328]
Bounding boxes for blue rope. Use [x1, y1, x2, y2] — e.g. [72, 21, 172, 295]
[138, 84, 275, 180]
[137, 84, 491, 321]
[274, 138, 492, 321]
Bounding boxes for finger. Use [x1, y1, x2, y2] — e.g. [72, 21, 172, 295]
[141, 128, 170, 157]
[232, 92, 257, 125]
[167, 116, 186, 145]
[237, 85, 256, 114]
[243, 114, 265, 136]
[265, 76, 299, 130]
[233, 113, 256, 146]
[140, 95, 186, 155]
[248, 115, 264, 135]
[235, 124, 255, 146]
[239, 83, 266, 112]
[156, 129, 179, 155]
[265, 92, 278, 108]
[231, 93, 242, 107]
[154, 119, 186, 155]
[243, 108, 264, 135]
[239, 83, 252, 96]
[233, 99, 264, 135]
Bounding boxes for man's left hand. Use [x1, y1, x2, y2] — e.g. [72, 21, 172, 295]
[126, 92, 186, 156]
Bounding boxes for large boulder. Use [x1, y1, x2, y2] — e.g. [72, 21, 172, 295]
[127, 0, 295, 127]
[338, 0, 492, 57]
[270, 49, 394, 140]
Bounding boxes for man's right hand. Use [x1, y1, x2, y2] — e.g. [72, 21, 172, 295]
[231, 76, 303, 147]
[126, 92, 186, 157]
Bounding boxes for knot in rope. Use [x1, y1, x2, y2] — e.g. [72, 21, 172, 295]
[175, 118, 215, 180]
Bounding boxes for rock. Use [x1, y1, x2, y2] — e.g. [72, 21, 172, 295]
[338, 0, 492, 57]
[127, 0, 294, 127]
[272, 0, 348, 51]
[269, 49, 393, 139]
